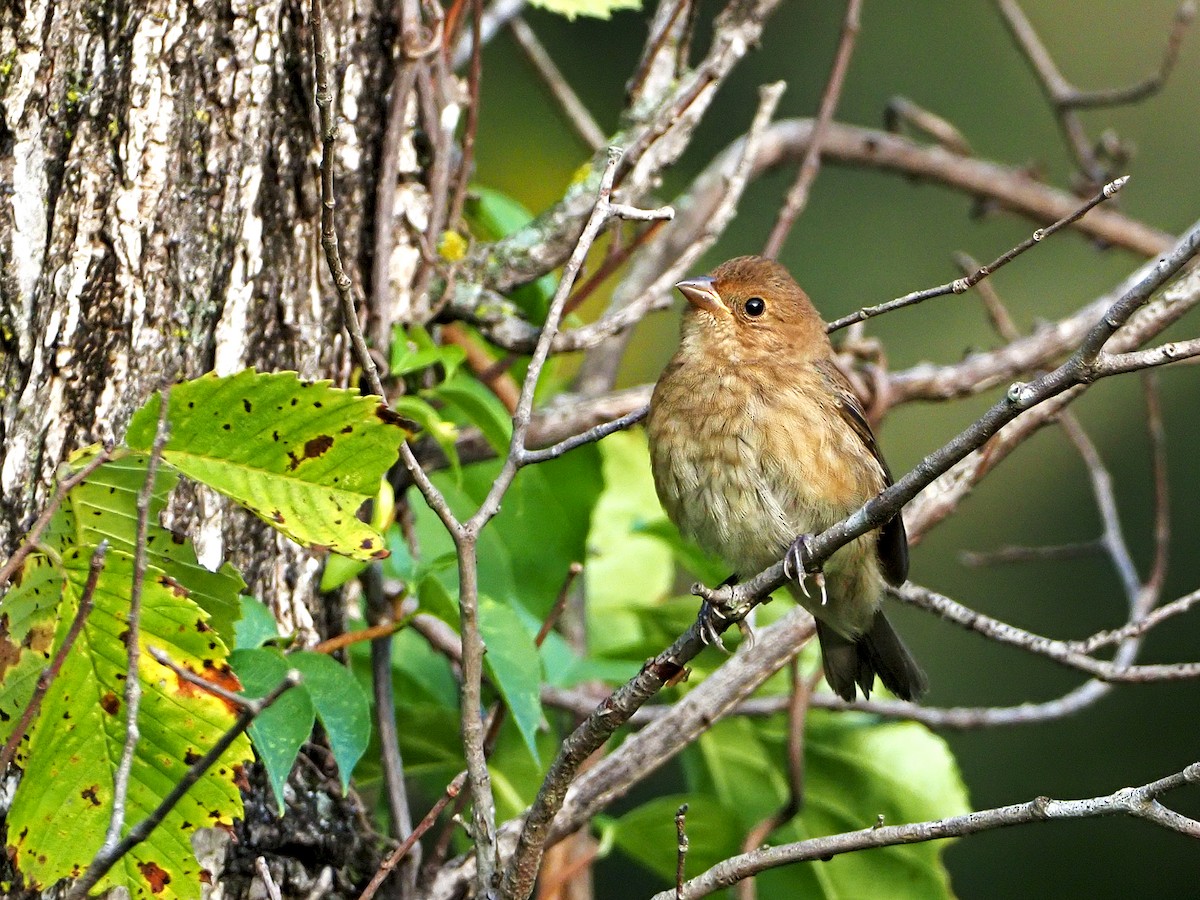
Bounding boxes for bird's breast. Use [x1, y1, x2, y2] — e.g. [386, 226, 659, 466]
[647, 356, 884, 575]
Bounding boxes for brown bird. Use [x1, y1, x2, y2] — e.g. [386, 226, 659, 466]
[646, 255, 926, 701]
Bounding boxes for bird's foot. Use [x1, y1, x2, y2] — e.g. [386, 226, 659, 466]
[783, 533, 829, 605]
[692, 575, 753, 652]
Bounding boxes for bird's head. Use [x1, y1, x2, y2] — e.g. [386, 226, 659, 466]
[675, 255, 831, 362]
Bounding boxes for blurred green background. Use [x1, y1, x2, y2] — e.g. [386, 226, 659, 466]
[472, 1, 1200, 896]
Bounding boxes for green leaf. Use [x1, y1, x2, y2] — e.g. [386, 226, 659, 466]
[230, 647, 315, 814]
[676, 711, 970, 898]
[234, 596, 280, 650]
[391, 323, 467, 379]
[44, 447, 245, 644]
[320, 553, 369, 591]
[430, 374, 513, 456]
[585, 430, 675, 656]
[392, 394, 462, 483]
[525, 0, 640, 19]
[479, 596, 543, 762]
[125, 370, 407, 561]
[2, 549, 251, 900]
[290, 652, 371, 793]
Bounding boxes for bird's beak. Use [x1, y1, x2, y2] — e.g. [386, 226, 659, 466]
[675, 277, 726, 315]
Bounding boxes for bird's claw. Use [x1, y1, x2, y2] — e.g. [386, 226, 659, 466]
[694, 578, 756, 653]
[698, 599, 730, 653]
[784, 533, 827, 604]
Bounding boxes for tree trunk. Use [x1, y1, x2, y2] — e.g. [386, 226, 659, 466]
[1, 0, 410, 894]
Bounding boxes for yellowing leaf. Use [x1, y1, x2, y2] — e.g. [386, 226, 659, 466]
[125, 370, 409, 561]
[526, 0, 640, 19]
[3, 549, 251, 900]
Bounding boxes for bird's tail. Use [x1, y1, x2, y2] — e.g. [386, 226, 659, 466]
[816, 612, 927, 702]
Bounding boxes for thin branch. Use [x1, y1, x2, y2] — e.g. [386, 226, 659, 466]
[519, 406, 648, 465]
[960, 539, 1102, 568]
[895, 582, 1200, 683]
[883, 96, 972, 155]
[447, 0, 484, 233]
[0, 445, 113, 590]
[826, 177, 1128, 332]
[995, 0, 1193, 185]
[652, 762, 1200, 899]
[0, 541, 107, 774]
[1057, 412, 1141, 605]
[509, 17, 605, 150]
[675, 803, 690, 900]
[358, 773, 467, 900]
[478, 121, 1170, 356]
[104, 388, 171, 854]
[1069, 588, 1200, 656]
[311, 0, 461, 537]
[762, 0, 862, 259]
[69, 671, 303, 900]
[451, 0, 525, 69]
[1143, 374, 1170, 597]
[1092, 337, 1200, 376]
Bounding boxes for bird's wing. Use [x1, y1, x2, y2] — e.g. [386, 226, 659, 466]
[813, 359, 910, 585]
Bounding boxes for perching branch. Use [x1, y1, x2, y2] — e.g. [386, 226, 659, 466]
[652, 761, 1200, 899]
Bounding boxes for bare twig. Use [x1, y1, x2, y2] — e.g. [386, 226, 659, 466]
[0, 445, 113, 590]
[960, 539, 1102, 568]
[883, 96, 972, 155]
[1057, 412, 1141, 604]
[519, 406, 648, 465]
[1142, 374, 1170, 597]
[1070, 588, 1200, 655]
[675, 803, 690, 900]
[0, 541, 107, 775]
[69, 671, 302, 900]
[653, 761, 1200, 899]
[104, 389, 171, 855]
[359, 773, 468, 900]
[826, 177, 1129, 332]
[510, 17, 605, 150]
[896, 582, 1200, 683]
[762, 0, 862, 259]
[995, 0, 1194, 185]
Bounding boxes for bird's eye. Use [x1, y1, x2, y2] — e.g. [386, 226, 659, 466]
[744, 297, 766, 317]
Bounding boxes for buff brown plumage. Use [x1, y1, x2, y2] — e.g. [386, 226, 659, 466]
[646, 255, 926, 701]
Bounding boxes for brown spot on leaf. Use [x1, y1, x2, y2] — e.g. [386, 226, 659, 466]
[81, 785, 101, 806]
[138, 860, 171, 893]
[196, 619, 211, 633]
[158, 575, 188, 597]
[270, 509, 285, 523]
[242, 399, 252, 413]
[340, 425, 353, 434]
[171, 529, 186, 544]
[101, 691, 120, 715]
[233, 763, 250, 790]
[287, 434, 334, 470]
[199, 870, 212, 885]
[184, 748, 201, 765]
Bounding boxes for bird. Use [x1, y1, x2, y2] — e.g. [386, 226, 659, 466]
[646, 255, 926, 702]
